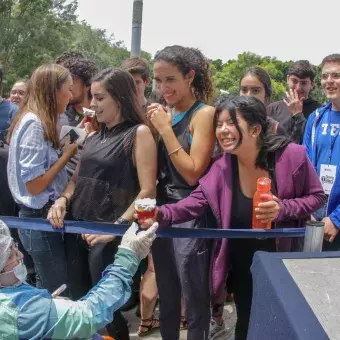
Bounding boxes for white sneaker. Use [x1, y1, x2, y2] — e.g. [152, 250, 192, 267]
[209, 319, 227, 340]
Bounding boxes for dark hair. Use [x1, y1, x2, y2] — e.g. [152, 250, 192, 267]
[92, 68, 145, 126]
[214, 95, 290, 170]
[322, 54, 340, 66]
[287, 60, 316, 81]
[55, 51, 86, 65]
[240, 67, 272, 102]
[62, 57, 98, 88]
[147, 89, 167, 106]
[121, 57, 150, 82]
[154, 45, 214, 103]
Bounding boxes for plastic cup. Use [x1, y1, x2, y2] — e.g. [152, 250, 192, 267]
[135, 198, 156, 222]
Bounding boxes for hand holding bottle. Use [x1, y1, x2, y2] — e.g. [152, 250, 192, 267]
[252, 178, 280, 229]
[255, 195, 280, 225]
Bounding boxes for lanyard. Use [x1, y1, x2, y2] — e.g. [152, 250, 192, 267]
[328, 113, 340, 163]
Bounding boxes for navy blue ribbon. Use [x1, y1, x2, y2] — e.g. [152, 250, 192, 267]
[1, 216, 306, 239]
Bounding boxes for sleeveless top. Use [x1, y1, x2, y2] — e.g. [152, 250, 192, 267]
[71, 121, 140, 222]
[157, 101, 205, 203]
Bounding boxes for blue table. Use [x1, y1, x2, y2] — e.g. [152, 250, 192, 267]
[248, 251, 340, 340]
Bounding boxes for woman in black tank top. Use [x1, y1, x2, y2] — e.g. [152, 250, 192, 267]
[146, 46, 216, 340]
[48, 68, 157, 339]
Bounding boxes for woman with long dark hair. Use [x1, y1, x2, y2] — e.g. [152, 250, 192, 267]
[7, 64, 77, 293]
[146, 45, 216, 340]
[239, 66, 286, 135]
[48, 67, 157, 339]
[139, 95, 326, 340]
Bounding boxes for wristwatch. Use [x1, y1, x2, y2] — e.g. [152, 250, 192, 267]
[117, 217, 131, 225]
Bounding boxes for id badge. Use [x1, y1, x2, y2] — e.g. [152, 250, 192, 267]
[320, 164, 337, 195]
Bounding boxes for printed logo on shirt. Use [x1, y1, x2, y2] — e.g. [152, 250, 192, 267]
[321, 123, 340, 136]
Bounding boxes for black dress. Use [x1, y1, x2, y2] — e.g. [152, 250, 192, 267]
[67, 121, 141, 340]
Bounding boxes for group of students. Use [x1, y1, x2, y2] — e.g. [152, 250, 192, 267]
[0, 46, 339, 340]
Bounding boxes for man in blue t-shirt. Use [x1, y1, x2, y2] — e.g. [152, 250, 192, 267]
[303, 53, 340, 250]
[0, 68, 18, 142]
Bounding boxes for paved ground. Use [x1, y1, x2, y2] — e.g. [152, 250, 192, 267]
[122, 302, 237, 340]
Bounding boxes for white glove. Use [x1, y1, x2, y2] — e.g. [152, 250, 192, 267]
[119, 222, 158, 260]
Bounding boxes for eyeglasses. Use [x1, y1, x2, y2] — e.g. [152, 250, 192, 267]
[321, 72, 340, 81]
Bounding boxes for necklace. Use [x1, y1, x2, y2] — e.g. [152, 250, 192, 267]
[101, 128, 115, 144]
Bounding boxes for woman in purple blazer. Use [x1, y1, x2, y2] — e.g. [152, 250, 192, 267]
[138, 95, 326, 340]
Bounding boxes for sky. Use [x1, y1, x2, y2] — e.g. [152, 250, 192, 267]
[76, 0, 338, 65]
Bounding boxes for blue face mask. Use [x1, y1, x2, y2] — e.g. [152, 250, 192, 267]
[0, 260, 27, 287]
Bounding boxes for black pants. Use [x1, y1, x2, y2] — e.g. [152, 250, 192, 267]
[65, 233, 130, 340]
[230, 238, 276, 340]
[232, 269, 253, 340]
[152, 235, 211, 340]
[323, 234, 340, 251]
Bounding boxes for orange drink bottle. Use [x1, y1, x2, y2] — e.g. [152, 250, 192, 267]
[252, 177, 273, 229]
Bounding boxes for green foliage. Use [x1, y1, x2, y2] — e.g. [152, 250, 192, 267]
[213, 52, 293, 102]
[212, 52, 326, 104]
[0, 4, 326, 105]
[0, 0, 151, 95]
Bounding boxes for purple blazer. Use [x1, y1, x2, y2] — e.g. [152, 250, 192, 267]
[158, 143, 326, 304]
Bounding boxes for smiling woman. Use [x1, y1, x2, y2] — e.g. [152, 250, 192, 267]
[139, 95, 326, 340]
[146, 45, 216, 340]
[47, 67, 157, 339]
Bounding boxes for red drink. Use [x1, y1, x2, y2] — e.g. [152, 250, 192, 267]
[135, 198, 157, 222]
[252, 177, 273, 229]
[136, 208, 156, 221]
[85, 115, 93, 123]
[83, 108, 95, 124]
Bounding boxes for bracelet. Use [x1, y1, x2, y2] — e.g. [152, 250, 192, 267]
[59, 195, 69, 206]
[168, 146, 183, 157]
[117, 217, 131, 225]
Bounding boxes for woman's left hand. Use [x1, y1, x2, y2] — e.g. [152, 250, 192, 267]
[255, 195, 280, 224]
[82, 234, 115, 247]
[147, 104, 172, 135]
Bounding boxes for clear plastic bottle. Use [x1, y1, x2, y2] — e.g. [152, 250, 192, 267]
[252, 177, 273, 229]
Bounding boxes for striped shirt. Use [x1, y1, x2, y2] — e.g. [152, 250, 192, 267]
[7, 112, 67, 209]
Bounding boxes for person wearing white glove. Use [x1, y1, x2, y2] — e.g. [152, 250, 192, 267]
[0, 220, 158, 339]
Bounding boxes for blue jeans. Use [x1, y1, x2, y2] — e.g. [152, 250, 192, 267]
[18, 204, 68, 295]
[313, 202, 328, 221]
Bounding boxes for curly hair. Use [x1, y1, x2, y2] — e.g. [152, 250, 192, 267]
[154, 45, 214, 103]
[55, 51, 86, 65]
[62, 57, 98, 87]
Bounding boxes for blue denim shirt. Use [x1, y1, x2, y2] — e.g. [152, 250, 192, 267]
[7, 112, 67, 209]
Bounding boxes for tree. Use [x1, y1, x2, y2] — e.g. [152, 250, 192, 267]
[0, 0, 154, 95]
[0, 0, 78, 92]
[213, 52, 294, 102]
